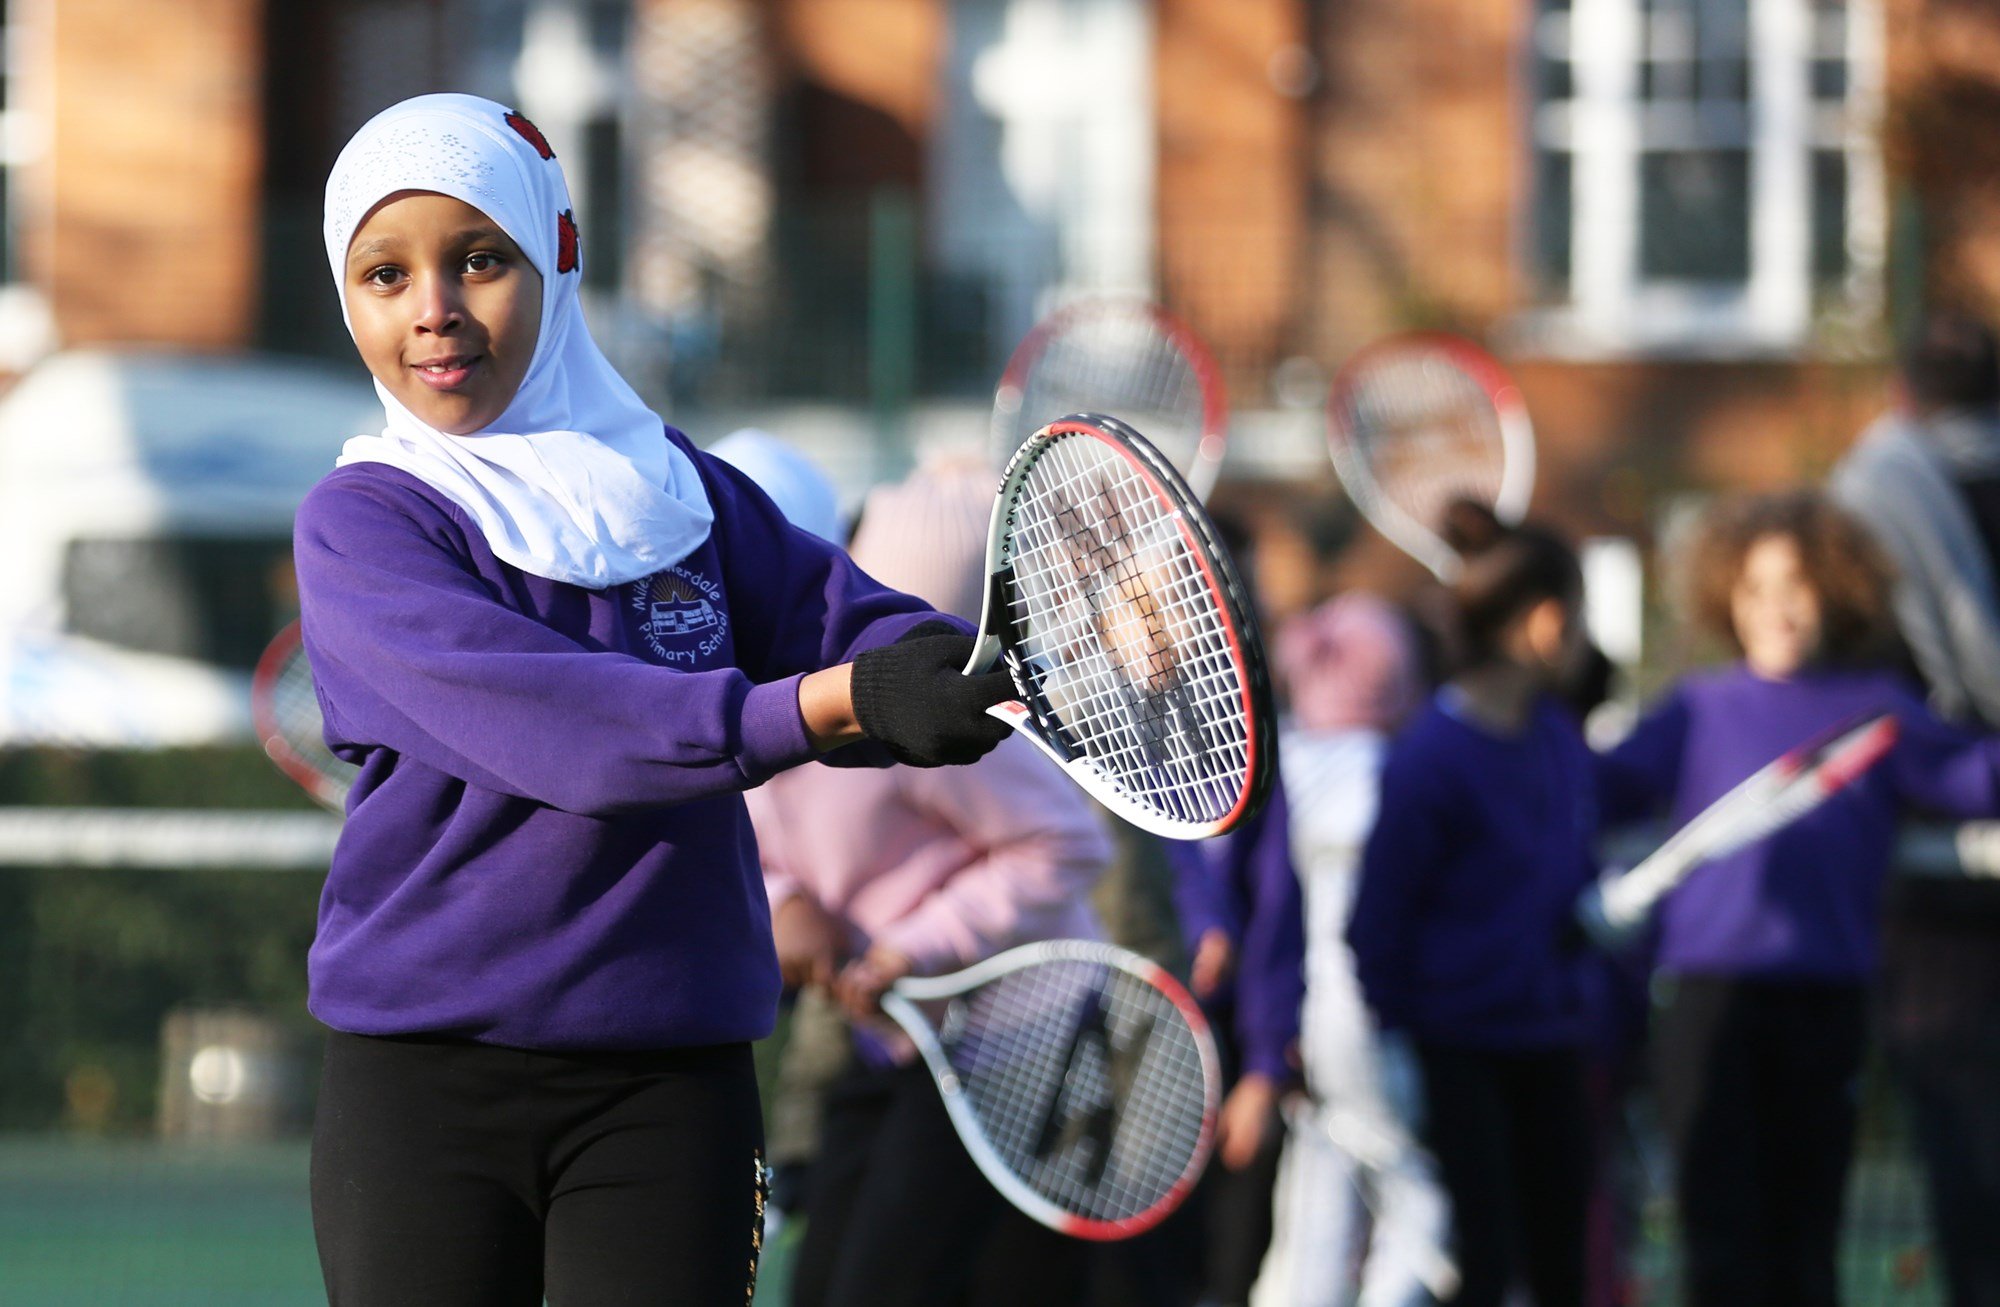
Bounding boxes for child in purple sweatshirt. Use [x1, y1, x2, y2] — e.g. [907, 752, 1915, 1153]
[1346, 504, 1599, 1307]
[296, 95, 1013, 1305]
[1598, 490, 2000, 1307]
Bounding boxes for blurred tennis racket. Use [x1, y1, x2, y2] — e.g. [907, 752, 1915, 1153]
[1578, 710, 1900, 947]
[1326, 332, 1535, 580]
[991, 300, 1228, 502]
[880, 939, 1221, 1240]
[965, 412, 1276, 840]
[252, 621, 355, 813]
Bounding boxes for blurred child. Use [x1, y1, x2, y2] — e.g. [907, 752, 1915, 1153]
[1598, 489, 2000, 1307]
[1346, 503, 1598, 1307]
[745, 454, 1116, 1307]
[1254, 594, 1456, 1307]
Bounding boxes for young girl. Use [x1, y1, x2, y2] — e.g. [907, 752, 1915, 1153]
[295, 94, 1012, 1304]
[1346, 504, 1598, 1307]
[1254, 592, 1454, 1307]
[744, 453, 1113, 1307]
[1598, 490, 2000, 1307]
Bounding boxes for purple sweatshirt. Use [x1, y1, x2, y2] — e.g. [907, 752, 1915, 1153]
[292, 430, 939, 1050]
[1165, 778, 1305, 1082]
[1346, 695, 1599, 1050]
[1598, 664, 2000, 981]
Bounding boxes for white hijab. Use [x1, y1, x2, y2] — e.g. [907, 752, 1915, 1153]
[323, 93, 713, 589]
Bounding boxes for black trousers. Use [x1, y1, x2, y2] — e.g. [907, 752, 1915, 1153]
[790, 1059, 1089, 1307]
[311, 1030, 767, 1307]
[1879, 906, 2000, 1307]
[1653, 976, 1867, 1307]
[1415, 1041, 1594, 1307]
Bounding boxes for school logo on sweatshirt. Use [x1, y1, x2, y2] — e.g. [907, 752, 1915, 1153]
[633, 565, 729, 665]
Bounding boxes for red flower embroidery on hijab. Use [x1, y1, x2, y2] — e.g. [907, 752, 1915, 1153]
[505, 111, 555, 160]
[556, 210, 580, 274]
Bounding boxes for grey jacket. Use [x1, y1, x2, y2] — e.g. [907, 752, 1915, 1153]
[1831, 408, 2000, 726]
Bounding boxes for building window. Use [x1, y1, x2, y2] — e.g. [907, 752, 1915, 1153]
[1524, 0, 1882, 355]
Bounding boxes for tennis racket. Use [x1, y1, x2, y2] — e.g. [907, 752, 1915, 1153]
[252, 621, 356, 813]
[1326, 332, 1535, 580]
[879, 939, 1221, 1240]
[991, 300, 1228, 502]
[965, 413, 1276, 840]
[1577, 710, 1900, 947]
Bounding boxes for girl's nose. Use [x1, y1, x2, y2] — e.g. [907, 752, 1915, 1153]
[412, 277, 464, 334]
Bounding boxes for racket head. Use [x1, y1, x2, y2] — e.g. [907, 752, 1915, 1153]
[882, 939, 1222, 1241]
[1326, 331, 1535, 580]
[991, 299, 1228, 502]
[251, 621, 356, 813]
[971, 412, 1276, 839]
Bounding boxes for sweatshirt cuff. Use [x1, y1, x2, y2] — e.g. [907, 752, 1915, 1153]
[738, 675, 818, 785]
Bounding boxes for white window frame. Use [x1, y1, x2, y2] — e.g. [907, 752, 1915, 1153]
[1516, 0, 1884, 359]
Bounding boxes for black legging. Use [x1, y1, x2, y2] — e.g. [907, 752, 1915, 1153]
[310, 1029, 766, 1306]
[790, 1059, 1090, 1307]
[1416, 1041, 1594, 1307]
[1654, 977, 1867, 1307]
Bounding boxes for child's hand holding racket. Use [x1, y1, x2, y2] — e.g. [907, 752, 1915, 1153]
[851, 621, 1015, 766]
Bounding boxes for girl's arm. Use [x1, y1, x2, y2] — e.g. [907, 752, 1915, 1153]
[1594, 689, 1692, 826]
[1226, 780, 1307, 1084]
[296, 475, 833, 816]
[1886, 689, 2000, 818]
[1345, 748, 1451, 1032]
[865, 738, 1116, 976]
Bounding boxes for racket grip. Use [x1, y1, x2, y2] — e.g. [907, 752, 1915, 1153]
[1575, 878, 1641, 952]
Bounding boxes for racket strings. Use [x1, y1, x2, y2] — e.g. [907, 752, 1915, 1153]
[262, 641, 356, 806]
[1005, 434, 1252, 826]
[1336, 351, 1508, 530]
[998, 307, 1209, 473]
[935, 959, 1209, 1223]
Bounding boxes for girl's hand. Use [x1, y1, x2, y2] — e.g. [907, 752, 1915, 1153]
[833, 945, 914, 1020]
[847, 622, 1014, 767]
[1216, 1072, 1281, 1171]
[773, 894, 846, 990]
[1190, 927, 1235, 1000]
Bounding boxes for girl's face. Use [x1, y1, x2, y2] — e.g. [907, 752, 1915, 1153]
[343, 191, 543, 435]
[1513, 594, 1586, 687]
[1732, 533, 1823, 678]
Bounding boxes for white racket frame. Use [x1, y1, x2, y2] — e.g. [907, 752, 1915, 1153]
[991, 299, 1230, 503]
[1326, 331, 1536, 581]
[964, 414, 1275, 840]
[879, 938, 1222, 1241]
[1578, 711, 1900, 944]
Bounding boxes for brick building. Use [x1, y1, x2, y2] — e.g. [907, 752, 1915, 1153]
[4, 0, 1997, 598]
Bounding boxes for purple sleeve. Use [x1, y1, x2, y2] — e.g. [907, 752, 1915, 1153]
[1886, 690, 2000, 818]
[297, 474, 816, 817]
[692, 438, 957, 679]
[1229, 779, 1305, 1081]
[1596, 689, 1691, 827]
[1346, 743, 1451, 1033]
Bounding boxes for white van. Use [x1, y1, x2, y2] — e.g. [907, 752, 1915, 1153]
[0, 350, 378, 746]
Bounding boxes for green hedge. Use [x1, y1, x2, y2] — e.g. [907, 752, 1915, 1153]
[0, 747, 323, 1132]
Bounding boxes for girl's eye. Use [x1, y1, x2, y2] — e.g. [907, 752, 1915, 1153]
[465, 251, 504, 274]
[363, 265, 404, 289]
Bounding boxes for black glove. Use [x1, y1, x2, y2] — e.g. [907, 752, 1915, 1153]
[851, 621, 1015, 767]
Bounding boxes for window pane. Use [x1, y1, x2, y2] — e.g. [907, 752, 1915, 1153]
[1534, 149, 1573, 297]
[1813, 150, 1848, 282]
[1639, 150, 1751, 281]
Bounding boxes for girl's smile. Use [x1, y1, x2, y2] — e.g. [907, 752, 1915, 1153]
[343, 190, 542, 435]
